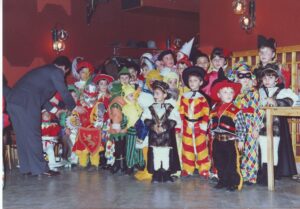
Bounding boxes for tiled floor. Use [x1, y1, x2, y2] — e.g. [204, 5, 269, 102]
[3, 168, 300, 209]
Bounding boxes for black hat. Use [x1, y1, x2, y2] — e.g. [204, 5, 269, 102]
[157, 50, 176, 61]
[182, 66, 207, 88]
[151, 80, 171, 100]
[257, 35, 276, 51]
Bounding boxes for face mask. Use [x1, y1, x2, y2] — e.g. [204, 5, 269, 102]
[237, 72, 252, 79]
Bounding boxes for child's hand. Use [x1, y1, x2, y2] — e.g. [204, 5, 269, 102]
[251, 128, 259, 139]
[238, 141, 244, 152]
[65, 128, 71, 136]
[266, 98, 277, 106]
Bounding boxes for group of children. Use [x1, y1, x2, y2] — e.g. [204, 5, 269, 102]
[41, 35, 298, 192]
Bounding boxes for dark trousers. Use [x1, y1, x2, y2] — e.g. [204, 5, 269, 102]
[7, 103, 48, 175]
[212, 139, 242, 188]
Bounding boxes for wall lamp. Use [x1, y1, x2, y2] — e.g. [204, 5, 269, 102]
[52, 27, 68, 52]
[233, 0, 255, 31]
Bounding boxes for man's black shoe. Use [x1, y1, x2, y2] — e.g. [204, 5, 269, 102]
[38, 170, 60, 177]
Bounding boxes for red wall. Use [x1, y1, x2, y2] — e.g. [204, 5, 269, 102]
[199, 0, 300, 53]
[3, 0, 198, 86]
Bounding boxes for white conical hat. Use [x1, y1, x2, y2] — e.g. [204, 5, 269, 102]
[179, 37, 194, 57]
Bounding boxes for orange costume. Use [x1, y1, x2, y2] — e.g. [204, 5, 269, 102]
[180, 91, 211, 176]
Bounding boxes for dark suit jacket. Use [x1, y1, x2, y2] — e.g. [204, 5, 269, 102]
[7, 64, 76, 112]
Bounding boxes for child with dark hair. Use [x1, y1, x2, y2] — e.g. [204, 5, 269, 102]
[180, 66, 211, 177]
[142, 80, 181, 183]
[257, 63, 298, 185]
[202, 47, 231, 98]
[253, 35, 291, 88]
[192, 51, 210, 71]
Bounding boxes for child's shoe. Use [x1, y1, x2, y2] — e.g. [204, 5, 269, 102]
[199, 170, 209, 179]
[181, 170, 191, 177]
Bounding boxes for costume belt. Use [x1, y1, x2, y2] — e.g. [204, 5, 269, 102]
[184, 116, 203, 122]
[213, 133, 238, 142]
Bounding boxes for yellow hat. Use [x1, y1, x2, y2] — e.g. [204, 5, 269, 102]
[145, 70, 163, 90]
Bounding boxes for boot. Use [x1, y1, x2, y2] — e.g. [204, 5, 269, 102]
[257, 163, 268, 186]
[120, 157, 127, 174]
[111, 159, 121, 174]
[152, 171, 160, 183]
[162, 170, 174, 183]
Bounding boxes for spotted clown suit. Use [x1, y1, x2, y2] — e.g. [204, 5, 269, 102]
[180, 91, 211, 176]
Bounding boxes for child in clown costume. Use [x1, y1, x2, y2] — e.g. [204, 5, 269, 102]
[41, 109, 62, 171]
[122, 85, 144, 175]
[142, 80, 181, 183]
[92, 73, 114, 169]
[72, 83, 104, 171]
[227, 61, 264, 185]
[180, 66, 211, 178]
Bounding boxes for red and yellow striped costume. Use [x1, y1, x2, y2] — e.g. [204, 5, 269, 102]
[180, 91, 211, 175]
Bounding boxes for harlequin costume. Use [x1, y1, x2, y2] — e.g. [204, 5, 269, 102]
[209, 79, 246, 191]
[122, 85, 144, 174]
[72, 83, 104, 169]
[257, 64, 298, 185]
[180, 66, 211, 177]
[108, 81, 128, 174]
[253, 35, 291, 88]
[228, 62, 264, 184]
[41, 110, 61, 171]
[142, 81, 181, 183]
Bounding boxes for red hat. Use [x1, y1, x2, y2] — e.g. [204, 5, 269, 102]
[76, 61, 95, 73]
[93, 74, 114, 84]
[210, 80, 241, 102]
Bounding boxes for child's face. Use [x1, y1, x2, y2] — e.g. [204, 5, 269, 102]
[155, 60, 163, 71]
[141, 66, 150, 77]
[262, 75, 277, 88]
[126, 93, 135, 103]
[98, 80, 108, 93]
[71, 92, 78, 103]
[162, 54, 175, 68]
[211, 56, 226, 71]
[153, 88, 167, 103]
[217, 87, 235, 103]
[237, 71, 253, 89]
[167, 78, 178, 89]
[42, 111, 51, 121]
[188, 75, 203, 91]
[259, 47, 275, 65]
[196, 57, 210, 71]
[79, 68, 90, 81]
[128, 68, 137, 81]
[119, 74, 130, 85]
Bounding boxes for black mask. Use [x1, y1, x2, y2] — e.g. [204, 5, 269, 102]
[237, 72, 252, 79]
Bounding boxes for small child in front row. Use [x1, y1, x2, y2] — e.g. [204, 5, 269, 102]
[209, 78, 247, 192]
[142, 80, 181, 183]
